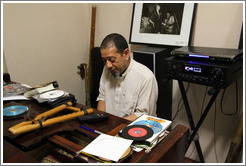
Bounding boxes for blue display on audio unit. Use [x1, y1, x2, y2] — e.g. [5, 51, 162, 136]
[188, 54, 209, 58]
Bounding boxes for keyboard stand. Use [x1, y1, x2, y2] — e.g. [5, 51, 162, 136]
[178, 80, 221, 163]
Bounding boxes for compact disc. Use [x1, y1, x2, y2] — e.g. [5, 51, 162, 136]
[3, 105, 28, 117]
[133, 120, 163, 134]
[39, 90, 64, 99]
[121, 125, 154, 141]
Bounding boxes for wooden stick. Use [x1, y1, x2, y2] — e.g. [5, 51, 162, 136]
[88, 5, 96, 92]
[8, 102, 73, 132]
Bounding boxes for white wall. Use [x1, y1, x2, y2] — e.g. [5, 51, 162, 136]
[191, 3, 243, 48]
[3, 3, 92, 104]
[94, 3, 133, 47]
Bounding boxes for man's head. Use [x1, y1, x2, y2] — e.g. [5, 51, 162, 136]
[100, 33, 130, 78]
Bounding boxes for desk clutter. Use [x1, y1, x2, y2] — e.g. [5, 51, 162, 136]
[8, 102, 93, 135]
[74, 114, 172, 163]
[5, 103, 172, 163]
[3, 82, 30, 97]
[3, 82, 31, 101]
[3, 79, 180, 163]
[3, 81, 77, 108]
[119, 115, 172, 146]
[78, 133, 133, 162]
[24, 81, 77, 108]
[118, 114, 171, 153]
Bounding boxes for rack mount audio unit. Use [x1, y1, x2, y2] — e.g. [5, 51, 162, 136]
[162, 56, 243, 88]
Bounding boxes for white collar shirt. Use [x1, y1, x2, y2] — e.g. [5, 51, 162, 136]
[97, 59, 158, 118]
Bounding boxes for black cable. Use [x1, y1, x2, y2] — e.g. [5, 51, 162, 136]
[187, 86, 208, 159]
[172, 82, 190, 121]
[187, 143, 196, 159]
[201, 86, 208, 114]
[220, 81, 238, 116]
[213, 99, 219, 162]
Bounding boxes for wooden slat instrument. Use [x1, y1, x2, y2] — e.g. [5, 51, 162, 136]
[8, 102, 93, 135]
[88, 4, 97, 92]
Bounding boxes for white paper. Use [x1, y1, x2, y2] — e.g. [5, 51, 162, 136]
[81, 134, 133, 162]
[3, 95, 29, 101]
[21, 84, 32, 88]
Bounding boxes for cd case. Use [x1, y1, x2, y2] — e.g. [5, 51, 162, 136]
[119, 114, 172, 146]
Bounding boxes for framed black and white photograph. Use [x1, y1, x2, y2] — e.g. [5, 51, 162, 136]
[129, 3, 196, 46]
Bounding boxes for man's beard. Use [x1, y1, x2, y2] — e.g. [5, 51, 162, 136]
[110, 61, 128, 79]
[111, 71, 121, 79]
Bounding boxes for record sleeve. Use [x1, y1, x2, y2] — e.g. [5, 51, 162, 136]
[119, 114, 172, 146]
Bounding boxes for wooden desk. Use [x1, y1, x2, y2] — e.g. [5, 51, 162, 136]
[3, 100, 189, 163]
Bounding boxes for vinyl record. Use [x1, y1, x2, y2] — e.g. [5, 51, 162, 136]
[133, 120, 163, 134]
[121, 125, 154, 141]
[3, 105, 28, 117]
[39, 90, 64, 99]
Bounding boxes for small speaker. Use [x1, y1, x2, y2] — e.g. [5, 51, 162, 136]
[133, 47, 168, 76]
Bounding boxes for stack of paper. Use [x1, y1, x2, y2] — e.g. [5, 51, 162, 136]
[3, 83, 30, 101]
[79, 134, 133, 162]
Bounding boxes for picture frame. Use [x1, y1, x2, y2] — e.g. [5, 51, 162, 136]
[129, 3, 196, 47]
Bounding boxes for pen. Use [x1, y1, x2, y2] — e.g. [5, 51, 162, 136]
[80, 125, 104, 135]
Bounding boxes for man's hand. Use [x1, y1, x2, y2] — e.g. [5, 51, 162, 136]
[97, 100, 106, 112]
[123, 114, 138, 121]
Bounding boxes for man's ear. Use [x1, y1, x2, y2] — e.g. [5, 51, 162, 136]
[123, 48, 130, 60]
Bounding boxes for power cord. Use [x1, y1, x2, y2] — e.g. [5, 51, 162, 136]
[213, 99, 219, 163]
[172, 82, 190, 121]
[187, 85, 208, 159]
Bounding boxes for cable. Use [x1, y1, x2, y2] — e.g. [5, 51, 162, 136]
[187, 86, 208, 159]
[187, 143, 196, 159]
[201, 86, 208, 114]
[214, 99, 219, 162]
[172, 82, 190, 121]
[220, 81, 238, 116]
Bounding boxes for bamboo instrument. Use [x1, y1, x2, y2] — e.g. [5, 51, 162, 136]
[8, 102, 93, 135]
[88, 4, 96, 92]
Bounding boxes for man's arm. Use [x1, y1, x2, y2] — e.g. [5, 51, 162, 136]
[97, 100, 106, 112]
[134, 76, 158, 117]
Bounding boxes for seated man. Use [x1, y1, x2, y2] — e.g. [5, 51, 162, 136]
[97, 33, 158, 121]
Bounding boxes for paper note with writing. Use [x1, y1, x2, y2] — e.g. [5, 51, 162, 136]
[81, 133, 133, 162]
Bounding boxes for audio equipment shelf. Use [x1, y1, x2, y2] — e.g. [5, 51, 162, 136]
[162, 55, 243, 162]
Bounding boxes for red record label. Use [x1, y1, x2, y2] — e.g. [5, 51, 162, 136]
[128, 127, 147, 137]
[120, 125, 154, 141]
